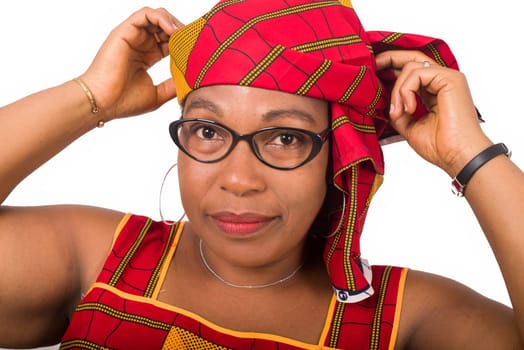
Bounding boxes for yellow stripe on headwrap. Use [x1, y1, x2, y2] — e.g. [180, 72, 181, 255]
[167, 0, 460, 304]
[169, 17, 207, 104]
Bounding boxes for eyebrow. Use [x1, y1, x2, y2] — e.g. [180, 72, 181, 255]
[262, 109, 316, 125]
[184, 97, 317, 125]
[183, 98, 223, 116]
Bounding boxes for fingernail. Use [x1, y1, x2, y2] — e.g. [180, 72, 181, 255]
[389, 103, 395, 115]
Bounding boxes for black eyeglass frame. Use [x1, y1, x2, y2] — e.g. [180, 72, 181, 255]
[169, 118, 330, 170]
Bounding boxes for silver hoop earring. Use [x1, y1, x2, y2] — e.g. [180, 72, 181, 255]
[323, 193, 346, 238]
[159, 163, 186, 226]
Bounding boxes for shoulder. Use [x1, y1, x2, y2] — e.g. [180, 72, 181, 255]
[0, 204, 126, 346]
[396, 269, 521, 350]
[0, 204, 126, 287]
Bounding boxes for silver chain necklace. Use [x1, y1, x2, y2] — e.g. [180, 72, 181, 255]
[199, 239, 303, 289]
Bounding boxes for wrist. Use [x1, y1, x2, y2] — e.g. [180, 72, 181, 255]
[72, 77, 106, 129]
[451, 143, 511, 196]
[444, 137, 493, 178]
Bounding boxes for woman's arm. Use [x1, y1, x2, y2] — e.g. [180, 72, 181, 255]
[464, 138, 524, 332]
[0, 7, 181, 347]
[0, 7, 180, 203]
[376, 51, 524, 348]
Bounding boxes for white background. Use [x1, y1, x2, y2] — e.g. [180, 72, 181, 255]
[0, 1, 521, 349]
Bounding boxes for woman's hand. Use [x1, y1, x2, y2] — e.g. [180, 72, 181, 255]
[376, 50, 493, 177]
[79, 7, 183, 122]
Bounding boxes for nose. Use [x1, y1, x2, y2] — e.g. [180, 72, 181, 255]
[217, 140, 267, 196]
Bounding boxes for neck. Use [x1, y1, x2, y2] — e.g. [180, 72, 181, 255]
[198, 239, 306, 289]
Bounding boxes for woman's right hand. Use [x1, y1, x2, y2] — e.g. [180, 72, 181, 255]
[79, 7, 183, 122]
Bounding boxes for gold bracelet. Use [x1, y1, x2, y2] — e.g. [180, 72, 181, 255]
[73, 77, 105, 128]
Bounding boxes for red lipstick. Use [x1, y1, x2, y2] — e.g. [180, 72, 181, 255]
[211, 213, 275, 236]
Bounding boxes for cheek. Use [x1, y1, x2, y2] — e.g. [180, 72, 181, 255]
[178, 156, 211, 216]
[278, 150, 329, 224]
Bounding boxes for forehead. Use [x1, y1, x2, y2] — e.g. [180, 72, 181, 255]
[183, 85, 328, 127]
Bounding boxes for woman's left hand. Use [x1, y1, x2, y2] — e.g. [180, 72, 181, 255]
[376, 50, 493, 177]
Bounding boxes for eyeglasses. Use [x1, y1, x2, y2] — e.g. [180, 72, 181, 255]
[169, 118, 330, 170]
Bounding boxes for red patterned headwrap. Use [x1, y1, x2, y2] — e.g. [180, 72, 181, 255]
[169, 0, 458, 303]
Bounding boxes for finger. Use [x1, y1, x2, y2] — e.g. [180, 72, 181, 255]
[156, 77, 178, 106]
[375, 50, 436, 71]
[396, 64, 470, 121]
[152, 32, 162, 44]
[388, 112, 413, 139]
[116, 8, 182, 61]
[390, 61, 444, 117]
[148, 31, 171, 58]
[143, 8, 184, 56]
[150, 30, 170, 46]
[152, 7, 184, 30]
[376, 51, 438, 118]
[150, 7, 184, 35]
[129, 7, 182, 36]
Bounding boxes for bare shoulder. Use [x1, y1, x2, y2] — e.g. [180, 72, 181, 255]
[0, 204, 125, 289]
[0, 204, 125, 347]
[395, 269, 522, 350]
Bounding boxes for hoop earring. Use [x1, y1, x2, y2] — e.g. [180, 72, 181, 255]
[159, 163, 186, 226]
[322, 193, 346, 238]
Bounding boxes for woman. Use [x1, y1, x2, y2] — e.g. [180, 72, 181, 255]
[0, 1, 522, 349]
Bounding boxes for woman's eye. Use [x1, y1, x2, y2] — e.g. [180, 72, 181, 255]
[276, 133, 297, 145]
[188, 123, 223, 140]
[197, 126, 216, 139]
[268, 131, 307, 146]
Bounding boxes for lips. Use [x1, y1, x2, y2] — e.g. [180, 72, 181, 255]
[210, 213, 276, 236]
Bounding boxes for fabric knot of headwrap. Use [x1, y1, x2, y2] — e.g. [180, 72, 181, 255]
[169, 0, 459, 303]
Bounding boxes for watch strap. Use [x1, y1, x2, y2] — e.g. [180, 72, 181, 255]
[451, 143, 510, 196]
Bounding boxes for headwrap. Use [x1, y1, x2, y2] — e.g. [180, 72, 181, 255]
[169, 0, 458, 303]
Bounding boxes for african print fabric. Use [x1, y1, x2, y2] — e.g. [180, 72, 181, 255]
[60, 214, 407, 349]
[168, 0, 458, 302]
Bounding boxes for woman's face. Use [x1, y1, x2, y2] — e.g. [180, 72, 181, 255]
[178, 85, 329, 267]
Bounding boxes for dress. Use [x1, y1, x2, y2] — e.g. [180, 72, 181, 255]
[60, 214, 407, 349]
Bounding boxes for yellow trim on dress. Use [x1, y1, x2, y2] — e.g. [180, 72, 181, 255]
[84, 217, 342, 349]
[88, 283, 339, 350]
[82, 213, 132, 296]
[112, 213, 132, 246]
[388, 267, 409, 350]
[318, 294, 337, 347]
[152, 222, 185, 299]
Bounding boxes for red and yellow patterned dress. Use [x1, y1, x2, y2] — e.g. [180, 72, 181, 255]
[60, 214, 407, 349]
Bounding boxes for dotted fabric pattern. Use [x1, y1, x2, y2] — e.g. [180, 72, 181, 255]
[169, 0, 459, 301]
[60, 214, 407, 349]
